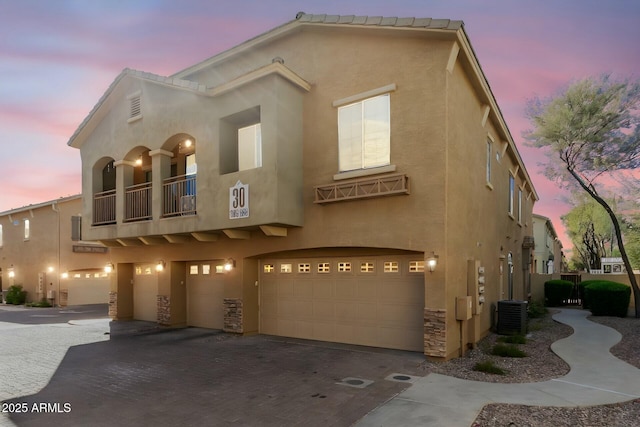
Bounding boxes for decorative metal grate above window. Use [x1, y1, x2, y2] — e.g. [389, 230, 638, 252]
[314, 173, 409, 204]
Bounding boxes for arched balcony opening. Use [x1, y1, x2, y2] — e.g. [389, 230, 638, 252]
[92, 157, 116, 225]
[161, 134, 197, 217]
[124, 147, 152, 222]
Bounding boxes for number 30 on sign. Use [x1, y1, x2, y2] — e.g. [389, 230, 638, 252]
[229, 181, 249, 219]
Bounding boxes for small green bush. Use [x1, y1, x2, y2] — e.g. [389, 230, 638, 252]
[27, 299, 52, 308]
[497, 335, 527, 344]
[491, 343, 527, 358]
[544, 279, 574, 306]
[527, 301, 547, 319]
[5, 285, 27, 305]
[473, 360, 506, 375]
[577, 281, 591, 308]
[583, 280, 630, 317]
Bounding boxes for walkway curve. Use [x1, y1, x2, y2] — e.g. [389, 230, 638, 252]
[355, 308, 640, 427]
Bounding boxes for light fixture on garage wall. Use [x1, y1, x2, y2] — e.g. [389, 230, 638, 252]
[156, 260, 166, 272]
[61, 272, 69, 279]
[427, 252, 439, 273]
[104, 263, 114, 274]
[224, 258, 236, 272]
[8, 265, 15, 278]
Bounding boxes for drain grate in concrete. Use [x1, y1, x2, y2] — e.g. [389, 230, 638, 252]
[385, 373, 421, 383]
[336, 377, 374, 389]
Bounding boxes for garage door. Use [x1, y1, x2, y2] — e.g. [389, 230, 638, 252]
[134, 264, 158, 322]
[260, 255, 425, 351]
[65, 270, 110, 306]
[187, 262, 225, 329]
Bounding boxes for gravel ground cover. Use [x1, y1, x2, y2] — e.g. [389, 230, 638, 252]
[421, 308, 640, 426]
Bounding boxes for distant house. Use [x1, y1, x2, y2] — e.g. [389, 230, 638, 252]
[532, 214, 564, 274]
[67, 13, 538, 360]
[0, 195, 110, 306]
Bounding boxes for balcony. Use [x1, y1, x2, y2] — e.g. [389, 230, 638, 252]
[124, 182, 152, 222]
[163, 174, 196, 217]
[93, 190, 116, 225]
[314, 173, 410, 204]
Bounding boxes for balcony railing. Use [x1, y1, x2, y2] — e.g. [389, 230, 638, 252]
[124, 182, 152, 222]
[163, 174, 196, 217]
[314, 173, 410, 204]
[93, 190, 116, 225]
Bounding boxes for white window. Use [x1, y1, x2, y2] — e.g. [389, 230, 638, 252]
[338, 262, 351, 272]
[280, 263, 292, 273]
[186, 153, 197, 175]
[508, 174, 515, 216]
[318, 263, 330, 273]
[0, 224, 3, 247]
[263, 264, 274, 273]
[298, 263, 311, 273]
[518, 188, 523, 223]
[360, 262, 375, 273]
[202, 264, 210, 275]
[190, 265, 199, 275]
[486, 139, 492, 183]
[409, 261, 425, 273]
[238, 123, 262, 171]
[384, 261, 399, 273]
[338, 94, 390, 171]
[23, 219, 30, 240]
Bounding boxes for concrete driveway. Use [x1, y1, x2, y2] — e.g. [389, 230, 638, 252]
[2, 310, 426, 427]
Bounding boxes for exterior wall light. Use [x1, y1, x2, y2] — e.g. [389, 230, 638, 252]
[224, 258, 236, 272]
[48, 266, 55, 273]
[104, 263, 114, 273]
[61, 272, 69, 279]
[427, 253, 439, 273]
[8, 267, 15, 278]
[156, 260, 166, 272]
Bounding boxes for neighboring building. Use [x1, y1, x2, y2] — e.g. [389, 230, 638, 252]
[594, 257, 626, 274]
[68, 13, 538, 360]
[532, 214, 564, 274]
[0, 195, 110, 306]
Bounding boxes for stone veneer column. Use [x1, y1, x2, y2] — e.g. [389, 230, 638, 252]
[157, 295, 171, 325]
[108, 292, 117, 318]
[424, 308, 447, 358]
[223, 298, 243, 333]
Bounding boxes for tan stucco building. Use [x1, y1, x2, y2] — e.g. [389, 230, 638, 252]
[0, 195, 110, 306]
[532, 214, 564, 274]
[68, 13, 538, 360]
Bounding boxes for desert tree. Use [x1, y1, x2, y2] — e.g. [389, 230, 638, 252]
[525, 74, 640, 317]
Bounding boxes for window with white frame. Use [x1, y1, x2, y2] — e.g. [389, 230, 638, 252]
[338, 262, 351, 272]
[338, 94, 390, 172]
[486, 139, 492, 184]
[263, 264, 274, 273]
[23, 219, 30, 240]
[409, 261, 425, 272]
[318, 263, 330, 273]
[0, 224, 3, 247]
[518, 188, 523, 223]
[384, 261, 399, 273]
[508, 174, 515, 216]
[238, 123, 262, 171]
[298, 263, 311, 273]
[360, 262, 375, 273]
[280, 263, 292, 273]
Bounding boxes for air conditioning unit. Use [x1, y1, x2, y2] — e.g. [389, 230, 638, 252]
[497, 300, 527, 335]
[180, 195, 196, 214]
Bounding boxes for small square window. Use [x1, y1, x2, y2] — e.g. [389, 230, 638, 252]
[298, 263, 311, 273]
[318, 263, 330, 273]
[360, 262, 375, 273]
[338, 262, 351, 272]
[216, 265, 225, 274]
[263, 264, 275, 273]
[202, 265, 211, 275]
[409, 261, 425, 273]
[281, 263, 292, 273]
[384, 261, 399, 273]
[190, 265, 199, 275]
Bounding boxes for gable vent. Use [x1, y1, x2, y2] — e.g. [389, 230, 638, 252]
[127, 90, 142, 123]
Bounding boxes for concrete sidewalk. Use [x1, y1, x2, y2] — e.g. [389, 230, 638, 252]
[355, 309, 640, 426]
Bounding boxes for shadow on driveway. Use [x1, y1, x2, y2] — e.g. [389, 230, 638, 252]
[7, 327, 426, 426]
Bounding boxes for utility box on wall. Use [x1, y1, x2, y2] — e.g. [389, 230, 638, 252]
[456, 296, 473, 320]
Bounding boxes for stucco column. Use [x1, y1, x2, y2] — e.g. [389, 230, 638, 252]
[150, 149, 174, 220]
[113, 160, 136, 224]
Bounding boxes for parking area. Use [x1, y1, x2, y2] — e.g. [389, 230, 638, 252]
[1, 306, 426, 427]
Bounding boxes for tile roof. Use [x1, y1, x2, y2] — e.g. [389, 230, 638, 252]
[294, 12, 463, 30]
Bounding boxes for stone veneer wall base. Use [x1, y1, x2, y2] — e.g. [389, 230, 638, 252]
[108, 292, 117, 319]
[424, 307, 447, 358]
[157, 295, 170, 325]
[223, 298, 243, 333]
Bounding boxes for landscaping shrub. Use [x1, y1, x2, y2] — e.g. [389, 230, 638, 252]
[527, 301, 547, 319]
[5, 285, 27, 305]
[491, 343, 527, 358]
[497, 335, 527, 345]
[583, 280, 630, 317]
[473, 360, 506, 375]
[544, 279, 574, 306]
[578, 280, 593, 308]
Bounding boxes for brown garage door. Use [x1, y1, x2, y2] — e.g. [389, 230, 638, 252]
[259, 255, 425, 351]
[187, 262, 225, 329]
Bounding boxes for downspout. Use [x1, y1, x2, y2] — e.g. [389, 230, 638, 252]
[52, 202, 61, 306]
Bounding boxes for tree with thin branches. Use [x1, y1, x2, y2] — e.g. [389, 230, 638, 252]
[525, 74, 640, 317]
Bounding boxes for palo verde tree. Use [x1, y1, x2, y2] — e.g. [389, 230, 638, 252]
[524, 74, 640, 317]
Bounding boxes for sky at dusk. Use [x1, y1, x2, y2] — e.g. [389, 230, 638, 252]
[1, 0, 639, 252]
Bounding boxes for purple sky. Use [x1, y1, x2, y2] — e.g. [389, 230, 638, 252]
[1, 0, 639, 252]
